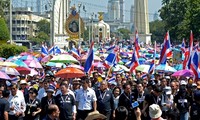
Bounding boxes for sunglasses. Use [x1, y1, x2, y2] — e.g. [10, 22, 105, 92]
[29, 92, 34, 94]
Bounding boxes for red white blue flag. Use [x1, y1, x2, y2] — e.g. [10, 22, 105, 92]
[134, 30, 140, 58]
[149, 41, 156, 74]
[186, 31, 194, 69]
[190, 49, 199, 80]
[159, 31, 172, 64]
[84, 41, 94, 74]
[130, 49, 140, 73]
[181, 39, 186, 53]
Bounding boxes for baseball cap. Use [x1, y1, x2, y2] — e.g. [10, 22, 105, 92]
[180, 80, 187, 86]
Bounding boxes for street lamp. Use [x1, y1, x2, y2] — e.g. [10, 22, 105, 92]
[78, 3, 82, 47]
[91, 12, 94, 43]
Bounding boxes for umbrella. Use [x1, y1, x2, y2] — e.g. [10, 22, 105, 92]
[0, 57, 6, 61]
[29, 69, 39, 76]
[0, 71, 11, 80]
[28, 60, 43, 69]
[20, 52, 30, 56]
[0, 62, 18, 68]
[15, 67, 31, 75]
[46, 62, 66, 68]
[13, 60, 28, 68]
[50, 54, 79, 63]
[55, 67, 85, 78]
[155, 64, 177, 72]
[81, 54, 101, 62]
[41, 55, 53, 63]
[136, 65, 150, 73]
[6, 56, 20, 62]
[0, 67, 20, 76]
[113, 64, 129, 72]
[171, 70, 194, 77]
[67, 64, 84, 70]
[19, 55, 38, 61]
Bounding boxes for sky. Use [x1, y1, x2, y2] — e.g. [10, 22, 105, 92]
[71, 0, 163, 21]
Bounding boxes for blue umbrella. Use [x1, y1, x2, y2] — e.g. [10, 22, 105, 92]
[13, 60, 28, 68]
[174, 64, 183, 70]
[155, 64, 177, 72]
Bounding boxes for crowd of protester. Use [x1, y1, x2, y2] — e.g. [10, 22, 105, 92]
[0, 68, 200, 120]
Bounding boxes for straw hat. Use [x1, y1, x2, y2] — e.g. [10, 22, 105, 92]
[20, 80, 27, 85]
[85, 111, 107, 120]
[149, 104, 162, 119]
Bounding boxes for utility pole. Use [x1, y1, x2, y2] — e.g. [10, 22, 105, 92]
[78, 3, 82, 47]
[50, 0, 55, 47]
[10, 0, 12, 44]
[91, 12, 94, 43]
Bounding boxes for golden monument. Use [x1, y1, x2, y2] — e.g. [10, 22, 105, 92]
[65, 5, 84, 40]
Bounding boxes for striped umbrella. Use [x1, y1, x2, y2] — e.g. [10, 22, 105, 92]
[13, 60, 28, 68]
[0, 71, 11, 80]
[0, 67, 20, 76]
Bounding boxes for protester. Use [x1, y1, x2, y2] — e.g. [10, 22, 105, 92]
[42, 104, 60, 120]
[0, 90, 10, 120]
[190, 90, 200, 120]
[149, 104, 165, 120]
[85, 111, 107, 120]
[24, 88, 41, 120]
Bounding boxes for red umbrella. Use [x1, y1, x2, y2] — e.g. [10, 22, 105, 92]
[55, 67, 85, 78]
[15, 67, 31, 75]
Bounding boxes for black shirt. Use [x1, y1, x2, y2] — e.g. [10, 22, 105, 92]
[190, 102, 200, 120]
[134, 91, 147, 110]
[25, 97, 41, 120]
[174, 93, 192, 113]
[145, 92, 161, 106]
[96, 89, 114, 112]
[0, 98, 9, 120]
[55, 93, 75, 120]
[40, 96, 56, 119]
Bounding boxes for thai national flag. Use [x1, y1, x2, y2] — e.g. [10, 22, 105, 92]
[54, 46, 61, 54]
[149, 41, 156, 74]
[130, 49, 140, 73]
[134, 30, 140, 58]
[84, 41, 94, 74]
[103, 53, 116, 69]
[141, 73, 147, 80]
[186, 31, 194, 69]
[48, 46, 55, 55]
[107, 45, 115, 53]
[181, 39, 186, 53]
[107, 77, 116, 83]
[41, 45, 48, 56]
[71, 48, 81, 59]
[159, 32, 172, 64]
[190, 49, 199, 81]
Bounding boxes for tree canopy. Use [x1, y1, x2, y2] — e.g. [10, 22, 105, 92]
[117, 28, 131, 40]
[36, 19, 50, 35]
[0, 17, 10, 43]
[150, 20, 166, 43]
[159, 0, 200, 42]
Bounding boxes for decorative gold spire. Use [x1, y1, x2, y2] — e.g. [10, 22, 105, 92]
[98, 12, 104, 21]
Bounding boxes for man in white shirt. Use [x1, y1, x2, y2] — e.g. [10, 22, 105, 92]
[76, 78, 97, 120]
[8, 83, 26, 120]
[37, 79, 50, 101]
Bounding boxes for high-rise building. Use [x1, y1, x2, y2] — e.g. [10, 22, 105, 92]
[120, 0, 125, 23]
[107, 0, 120, 21]
[130, 5, 134, 23]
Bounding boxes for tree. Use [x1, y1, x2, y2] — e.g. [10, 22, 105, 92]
[36, 19, 50, 35]
[0, 0, 9, 18]
[29, 32, 49, 44]
[149, 20, 166, 43]
[117, 28, 131, 40]
[159, 0, 200, 42]
[0, 17, 9, 43]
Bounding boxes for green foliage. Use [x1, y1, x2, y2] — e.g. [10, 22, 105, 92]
[36, 19, 50, 35]
[0, 17, 9, 42]
[0, 44, 28, 58]
[150, 20, 166, 43]
[0, 0, 9, 18]
[117, 28, 131, 40]
[160, 0, 200, 42]
[29, 32, 49, 44]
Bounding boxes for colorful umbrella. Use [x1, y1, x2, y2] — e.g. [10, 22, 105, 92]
[171, 70, 194, 77]
[19, 55, 38, 61]
[55, 67, 85, 78]
[41, 55, 53, 63]
[29, 69, 39, 76]
[50, 54, 79, 63]
[0, 71, 11, 80]
[67, 64, 84, 70]
[136, 65, 151, 73]
[28, 60, 43, 69]
[81, 54, 101, 62]
[15, 67, 31, 75]
[113, 64, 129, 72]
[155, 64, 177, 72]
[93, 62, 105, 68]
[0, 62, 18, 68]
[12, 60, 28, 68]
[0, 67, 20, 76]
[46, 62, 66, 68]
[0, 57, 6, 61]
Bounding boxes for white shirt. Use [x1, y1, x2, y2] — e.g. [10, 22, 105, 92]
[113, 96, 119, 109]
[8, 91, 26, 115]
[76, 87, 97, 110]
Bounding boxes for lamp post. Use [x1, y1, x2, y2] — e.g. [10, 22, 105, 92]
[91, 13, 94, 43]
[10, 0, 12, 44]
[78, 3, 82, 47]
[88, 16, 91, 45]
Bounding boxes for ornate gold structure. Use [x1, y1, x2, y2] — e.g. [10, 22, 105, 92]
[65, 6, 84, 39]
